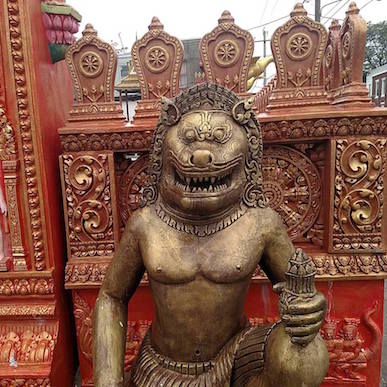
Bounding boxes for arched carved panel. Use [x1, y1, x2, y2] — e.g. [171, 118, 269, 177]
[269, 3, 329, 109]
[262, 146, 322, 240]
[131, 17, 183, 99]
[200, 11, 254, 93]
[65, 24, 124, 121]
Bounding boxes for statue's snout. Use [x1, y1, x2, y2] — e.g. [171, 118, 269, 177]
[190, 150, 214, 167]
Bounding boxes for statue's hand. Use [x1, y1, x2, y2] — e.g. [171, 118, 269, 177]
[274, 283, 326, 346]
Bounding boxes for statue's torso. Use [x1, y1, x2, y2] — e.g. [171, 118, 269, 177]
[136, 206, 270, 362]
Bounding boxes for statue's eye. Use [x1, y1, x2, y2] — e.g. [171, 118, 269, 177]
[184, 128, 196, 142]
[213, 127, 225, 141]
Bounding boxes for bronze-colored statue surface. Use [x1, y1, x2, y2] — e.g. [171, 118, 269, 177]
[93, 83, 329, 386]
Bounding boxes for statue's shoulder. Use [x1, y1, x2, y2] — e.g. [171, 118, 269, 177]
[248, 206, 284, 232]
[125, 205, 158, 235]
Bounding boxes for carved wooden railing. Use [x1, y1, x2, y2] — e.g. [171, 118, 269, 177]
[59, 3, 386, 387]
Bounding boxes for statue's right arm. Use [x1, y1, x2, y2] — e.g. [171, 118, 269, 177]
[93, 217, 145, 387]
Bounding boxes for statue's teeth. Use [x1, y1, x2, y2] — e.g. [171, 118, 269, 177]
[211, 177, 216, 184]
[193, 177, 198, 183]
[192, 187, 197, 192]
[203, 187, 207, 192]
[186, 176, 191, 184]
[199, 177, 203, 183]
[208, 185, 213, 192]
[198, 187, 202, 192]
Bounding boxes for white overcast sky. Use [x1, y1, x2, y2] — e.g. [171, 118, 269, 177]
[70, 0, 386, 82]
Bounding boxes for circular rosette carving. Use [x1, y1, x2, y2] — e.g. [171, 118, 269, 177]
[286, 33, 312, 61]
[79, 51, 103, 78]
[342, 31, 351, 59]
[118, 155, 149, 225]
[215, 39, 240, 67]
[337, 140, 382, 234]
[262, 146, 321, 240]
[68, 155, 110, 242]
[145, 46, 170, 73]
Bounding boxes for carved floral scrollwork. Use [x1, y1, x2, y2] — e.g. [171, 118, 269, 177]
[262, 146, 321, 240]
[333, 139, 385, 251]
[0, 278, 54, 296]
[0, 323, 58, 365]
[62, 154, 115, 257]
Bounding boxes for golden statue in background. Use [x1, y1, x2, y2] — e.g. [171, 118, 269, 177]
[247, 56, 274, 90]
[93, 83, 329, 386]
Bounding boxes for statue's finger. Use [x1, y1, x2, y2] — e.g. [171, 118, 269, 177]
[285, 320, 322, 337]
[288, 294, 326, 315]
[273, 282, 285, 294]
[291, 334, 317, 346]
[283, 310, 325, 326]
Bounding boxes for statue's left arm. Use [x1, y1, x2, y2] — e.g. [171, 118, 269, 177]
[260, 211, 326, 345]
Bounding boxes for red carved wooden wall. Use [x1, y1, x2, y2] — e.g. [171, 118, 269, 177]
[58, 3, 386, 387]
[0, 0, 80, 385]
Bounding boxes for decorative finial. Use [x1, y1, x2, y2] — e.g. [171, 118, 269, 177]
[290, 3, 307, 17]
[346, 1, 360, 15]
[82, 23, 97, 36]
[148, 16, 164, 31]
[285, 249, 316, 296]
[218, 10, 235, 24]
[329, 19, 341, 31]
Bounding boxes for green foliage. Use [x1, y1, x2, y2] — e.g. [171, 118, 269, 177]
[364, 21, 387, 75]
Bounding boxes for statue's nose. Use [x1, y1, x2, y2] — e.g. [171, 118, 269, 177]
[190, 149, 214, 167]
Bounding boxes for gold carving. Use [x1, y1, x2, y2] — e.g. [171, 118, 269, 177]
[286, 32, 312, 60]
[214, 39, 240, 67]
[145, 46, 170, 73]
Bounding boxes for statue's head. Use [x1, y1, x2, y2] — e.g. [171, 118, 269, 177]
[142, 83, 265, 234]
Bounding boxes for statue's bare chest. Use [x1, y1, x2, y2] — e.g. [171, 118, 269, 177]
[139, 214, 264, 284]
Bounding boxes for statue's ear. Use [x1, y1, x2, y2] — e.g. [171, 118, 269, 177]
[232, 97, 254, 125]
[161, 97, 181, 126]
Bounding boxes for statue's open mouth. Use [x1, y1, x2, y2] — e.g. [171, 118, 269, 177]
[174, 168, 232, 193]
